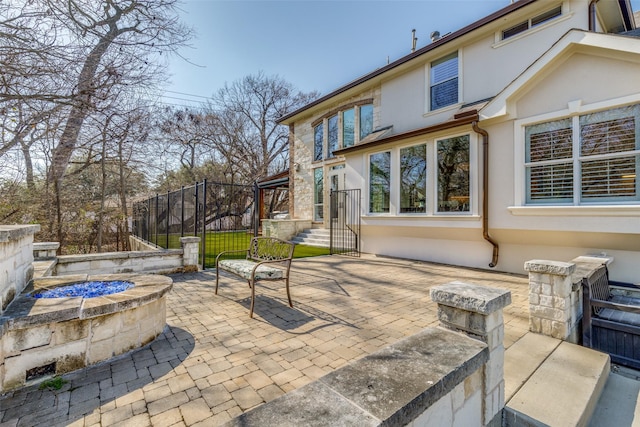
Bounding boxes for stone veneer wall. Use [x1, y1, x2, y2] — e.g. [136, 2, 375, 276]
[525, 256, 611, 342]
[55, 236, 200, 275]
[261, 219, 312, 241]
[225, 282, 511, 427]
[0, 225, 39, 316]
[291, 88, 381, 225]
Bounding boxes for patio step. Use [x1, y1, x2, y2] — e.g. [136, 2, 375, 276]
[504, 333, 610, 427]
[291, 228, 330, 247]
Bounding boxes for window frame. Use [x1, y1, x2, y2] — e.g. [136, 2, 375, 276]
[517, 101, 640, 208]
[502, 5, 563, 40]
[368, 151, 392, 214]
[313, 123, 324, 162]
[364, 132, 477, 217]
[428, 51, 460, 112]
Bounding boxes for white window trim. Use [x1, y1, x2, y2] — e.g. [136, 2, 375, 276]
[424, 49, 463, 115]
[512, 95, 640, 213]
[363, 131, 478, 218]
[492, 3, 572, 49]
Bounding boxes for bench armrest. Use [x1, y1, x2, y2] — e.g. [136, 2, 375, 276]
[591, 298, 640, 315]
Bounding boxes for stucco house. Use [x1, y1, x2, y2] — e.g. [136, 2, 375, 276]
[278, 0, 640, 283]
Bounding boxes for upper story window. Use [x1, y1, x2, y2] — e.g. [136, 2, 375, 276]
[314, 124, 323, 161]
[313, 102, 374, 161]
[525, 104, 640, 204]
[328, 114, 338, 158]
[360, 104, 374, 140]
[343, 108, 355, 148]
[430, 52, 458, 111]
[502, 6, 562, 40]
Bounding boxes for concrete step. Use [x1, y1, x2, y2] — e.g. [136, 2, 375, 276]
[504, 333, 610, 427]
[292, 229, 330, 247]
[588, 368, 640, 426]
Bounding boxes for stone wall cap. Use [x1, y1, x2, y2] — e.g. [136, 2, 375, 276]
[430, 281, 512, 314]
[225, 327, 487, 426]
[179, 237, 201, 243]
[0, 224, 41, 243]
[33, 242, 60, 250]
[524, 260, 576, 275]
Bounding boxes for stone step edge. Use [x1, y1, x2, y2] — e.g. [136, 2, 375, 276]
[504, 340, 610, 427]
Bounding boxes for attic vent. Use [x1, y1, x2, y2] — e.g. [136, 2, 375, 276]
[430, 31, 441, 42]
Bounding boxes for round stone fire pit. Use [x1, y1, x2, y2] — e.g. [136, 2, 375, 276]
[0, 273, 172, 392]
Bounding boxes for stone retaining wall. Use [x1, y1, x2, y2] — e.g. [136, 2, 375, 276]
[0, 225, 39, 316]
[55, 237, 200, 276]
[225, 282, 511, 427]
[261, 219, 312, 241]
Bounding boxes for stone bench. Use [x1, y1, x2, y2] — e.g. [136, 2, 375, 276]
[215, 237, 295, 318]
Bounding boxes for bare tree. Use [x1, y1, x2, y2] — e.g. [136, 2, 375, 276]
[208, 72, 319, 181]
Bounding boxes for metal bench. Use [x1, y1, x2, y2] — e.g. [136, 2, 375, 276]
[215, 237, 295, 318]
[582, 265, 640, 369]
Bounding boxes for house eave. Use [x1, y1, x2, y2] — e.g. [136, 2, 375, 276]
[334, 113, 479, 156]
[277, 0, 539, 125]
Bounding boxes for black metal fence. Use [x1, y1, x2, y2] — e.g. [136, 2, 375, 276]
[132, 180, 257, 269]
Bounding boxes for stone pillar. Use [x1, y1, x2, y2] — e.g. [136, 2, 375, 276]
[430, 281, 511, 427]
[524, 260, 576, 340]
[180, 237, 200, 271]
[32, 242, 60, 260]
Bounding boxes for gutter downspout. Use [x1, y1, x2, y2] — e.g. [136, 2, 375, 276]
[589, 0, 599, 31]
[472, 121, 499, 268]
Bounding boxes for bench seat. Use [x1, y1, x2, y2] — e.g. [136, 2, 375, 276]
[217, 259, 284, 280]
[598, 295, 640, 327]
[215, 237, 295, 318]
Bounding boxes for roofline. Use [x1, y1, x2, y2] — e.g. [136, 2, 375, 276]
[278, 0, 538, 124]
[333, 113, 479, 156]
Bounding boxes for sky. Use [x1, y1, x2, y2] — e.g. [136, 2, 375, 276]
[161, 0, 640, 109]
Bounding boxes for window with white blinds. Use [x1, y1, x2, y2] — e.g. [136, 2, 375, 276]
[525, 105, 640, 204]
[430, 52, 458, 111]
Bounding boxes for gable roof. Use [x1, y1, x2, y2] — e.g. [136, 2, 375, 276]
[278, 0, 540, 125]
[480, 29, 640, 121]
[279, 0, 635, 125]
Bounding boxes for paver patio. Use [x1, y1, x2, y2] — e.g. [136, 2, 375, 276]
[0, 254, 530, 427]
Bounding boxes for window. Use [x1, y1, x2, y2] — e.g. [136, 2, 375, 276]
[369, 152, 391, 213]
[503, 6, 562, 39]
[327, 114, 338, 158]
[437, 135, 470, 212]
[430, 52, 458, 111]
[360, 104, 374, 140]
[343, 108, 355, 148]
[400, 144, 427, 213]
[314, 124, 323, 161]
[525, 104, 640, 204]
[314, 168, 324, 221]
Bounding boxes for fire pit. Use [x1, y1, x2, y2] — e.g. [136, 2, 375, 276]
[0, 273, 172, 392]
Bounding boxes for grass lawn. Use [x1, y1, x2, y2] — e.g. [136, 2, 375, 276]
[151, 231, 330, 268]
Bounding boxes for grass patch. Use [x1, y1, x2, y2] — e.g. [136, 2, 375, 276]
[150, 231, 331, 267]
[39, 376, 67, 391]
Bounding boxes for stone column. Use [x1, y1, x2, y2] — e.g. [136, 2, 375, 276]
[524, 260, 576, 340]
[180, 237, 200, 271]
[431, 281, 511, 427]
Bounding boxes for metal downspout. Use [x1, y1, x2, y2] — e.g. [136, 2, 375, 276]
[589, 0, 599, 31]
[472, 121, 499, 268]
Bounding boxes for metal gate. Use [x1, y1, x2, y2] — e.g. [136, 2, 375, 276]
[329, 189, 361, 256]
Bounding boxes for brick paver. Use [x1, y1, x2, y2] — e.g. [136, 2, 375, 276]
[0, 254, 530, 426]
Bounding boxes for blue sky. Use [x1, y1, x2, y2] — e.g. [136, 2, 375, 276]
[162, 0, 640, 109]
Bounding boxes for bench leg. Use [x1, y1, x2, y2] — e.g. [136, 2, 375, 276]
[249, 278, 256, 318]
[215, 268, 220, 294]
[285, 277, 293, 308]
